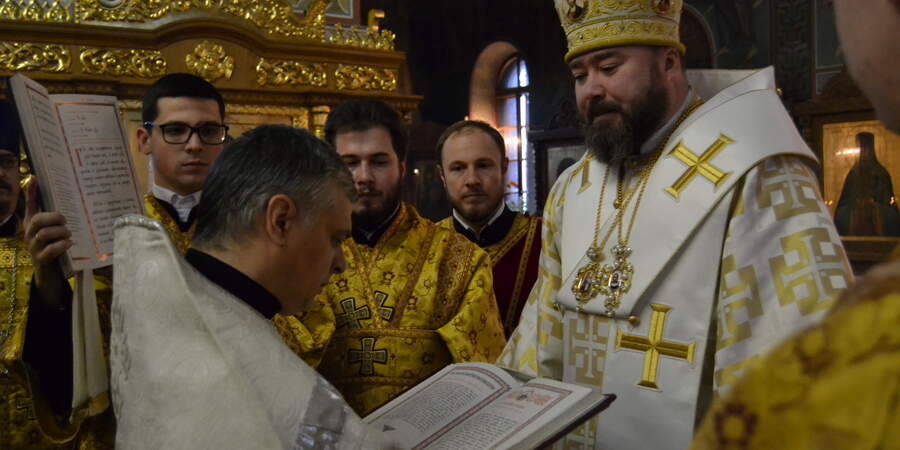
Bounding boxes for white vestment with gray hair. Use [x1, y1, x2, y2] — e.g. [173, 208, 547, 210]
[110, 216, 382, 449]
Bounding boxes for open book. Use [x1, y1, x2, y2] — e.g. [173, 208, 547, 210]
[365, 362, 614, 449]
[6, 73, 142, 275]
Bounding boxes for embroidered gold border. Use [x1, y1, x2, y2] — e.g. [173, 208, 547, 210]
[505, 216, 539, 329]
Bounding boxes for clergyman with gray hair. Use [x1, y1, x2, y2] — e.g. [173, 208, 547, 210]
[109, 125, 386, 449]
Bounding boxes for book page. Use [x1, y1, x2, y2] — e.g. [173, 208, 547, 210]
[365, 363, 520, 449]
[52, 95, 142, 262]
[8, 75, 94, 271]
[424, 378, 593, 449]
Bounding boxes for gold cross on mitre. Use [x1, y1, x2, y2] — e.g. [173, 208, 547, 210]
[615, 304, 695, 389]
[348, 337, 388, 376]
[664, 134, 735, 199]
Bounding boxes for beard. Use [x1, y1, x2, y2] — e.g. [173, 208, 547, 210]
[581, 69, 669, 166]
[352, 180, 402, 231]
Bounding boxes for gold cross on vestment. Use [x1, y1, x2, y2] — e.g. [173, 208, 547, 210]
[348, 337, 388, 376]
[374, 291, 394, 321]
[335, 297, 371, 330]
[665, 134, 735, 199]
[615, 304, 695, 389]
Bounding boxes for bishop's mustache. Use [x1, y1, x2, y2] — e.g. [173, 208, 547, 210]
[585, 99, 624, 123]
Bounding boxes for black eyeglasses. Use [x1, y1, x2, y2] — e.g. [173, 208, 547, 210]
[143, 122, 229, 145]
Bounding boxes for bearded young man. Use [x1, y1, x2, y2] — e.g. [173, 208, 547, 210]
[692, 1, 900, 448]
[436, 120, 542, 337]
[497, 1, 852, 448]
[278, 99, 505, 417]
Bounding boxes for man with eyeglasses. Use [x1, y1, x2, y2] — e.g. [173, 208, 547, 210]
[18, 73, 228, 448]
[137, 73, 229, 253]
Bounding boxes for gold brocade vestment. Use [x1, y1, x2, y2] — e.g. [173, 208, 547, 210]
[0, 225, 114, 449]
[692, 258, 900, 450]
[144, 194, 194, 254]
[437, 213, 542, 337]
[282, 203, 506, 416]
[0, 229, 78, 449]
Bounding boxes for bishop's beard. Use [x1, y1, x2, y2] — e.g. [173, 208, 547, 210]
[581, 72, 670, 166]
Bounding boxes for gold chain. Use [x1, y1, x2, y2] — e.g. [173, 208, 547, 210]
[571, 97, 705, 315]
[613, 98, 706, 249]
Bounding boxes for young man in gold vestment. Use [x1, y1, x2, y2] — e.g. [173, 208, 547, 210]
[435, 120, 542, 337]
[137, 73, 229, 253]
[278, 99, 506, 416]
[692, 1, 900, 448]
[13, 74, 229, 448]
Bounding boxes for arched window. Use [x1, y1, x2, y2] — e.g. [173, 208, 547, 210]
[495, 56, 531, 212]
[469, 42, 533, 213]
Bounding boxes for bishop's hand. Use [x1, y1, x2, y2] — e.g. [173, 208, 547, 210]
[24, 179, 72, 310]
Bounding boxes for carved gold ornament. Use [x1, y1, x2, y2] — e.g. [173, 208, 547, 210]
[0, 0, 70, 22]
[255, 58, 326, 87]
[0, 42, 71, 72]
[334, 64, 397, 92]
[74, 0, 327, 41]
[185, 41, 233, 82]
[80, 48, 167, 78]
[327, 23, 395, 51]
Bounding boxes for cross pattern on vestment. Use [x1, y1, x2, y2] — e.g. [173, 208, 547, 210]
[348, 337, 388, 376]
[665, 134, 735, 199]
[374, 291, 394, 321]
[335, 297, 370, 330]
[615, 304, 695, 389]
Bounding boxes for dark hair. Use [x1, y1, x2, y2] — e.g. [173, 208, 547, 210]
[192, 125, 356, 249]
[324, 99, 407, 161]
[141, 73, 225, 124]
[435, 120, 506, 164]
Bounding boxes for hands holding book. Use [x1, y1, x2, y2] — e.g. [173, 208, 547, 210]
[24, 178, 72, 310]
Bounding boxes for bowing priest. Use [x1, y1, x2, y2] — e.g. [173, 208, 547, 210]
[435, 120, 542, 337]
[498, 1, 853, 448]
[692, 0, 900, 447]
[111, 125, 383, 449]
[16, 72, 231, 448]
[279, 99, 506, 416]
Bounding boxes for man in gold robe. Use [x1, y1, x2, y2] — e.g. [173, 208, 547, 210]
[435, 120, 542, 337]
[136, 73, 229, 254]
[14, 73, 229, 448]
[279, 99, 506, 416]
[0, 101, 86, 449]
[692, 1, 900, 447]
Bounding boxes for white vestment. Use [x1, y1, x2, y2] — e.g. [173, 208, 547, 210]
[499, 68, 853, 449]
[110, 216, 382, 449]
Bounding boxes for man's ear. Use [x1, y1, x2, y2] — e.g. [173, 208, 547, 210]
[501, 156, 509, 175]
[264, 194, 299, 246]
[137, 127, 152, 156]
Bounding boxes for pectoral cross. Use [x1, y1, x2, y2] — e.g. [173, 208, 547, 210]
[572, 247, 604, 307]
[598, 244, 633, 316]
[348, 337, 388, 376]
[665, 134, 734, 199]
[335, 297, 370, 330]
[615, 304, 695, 389]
